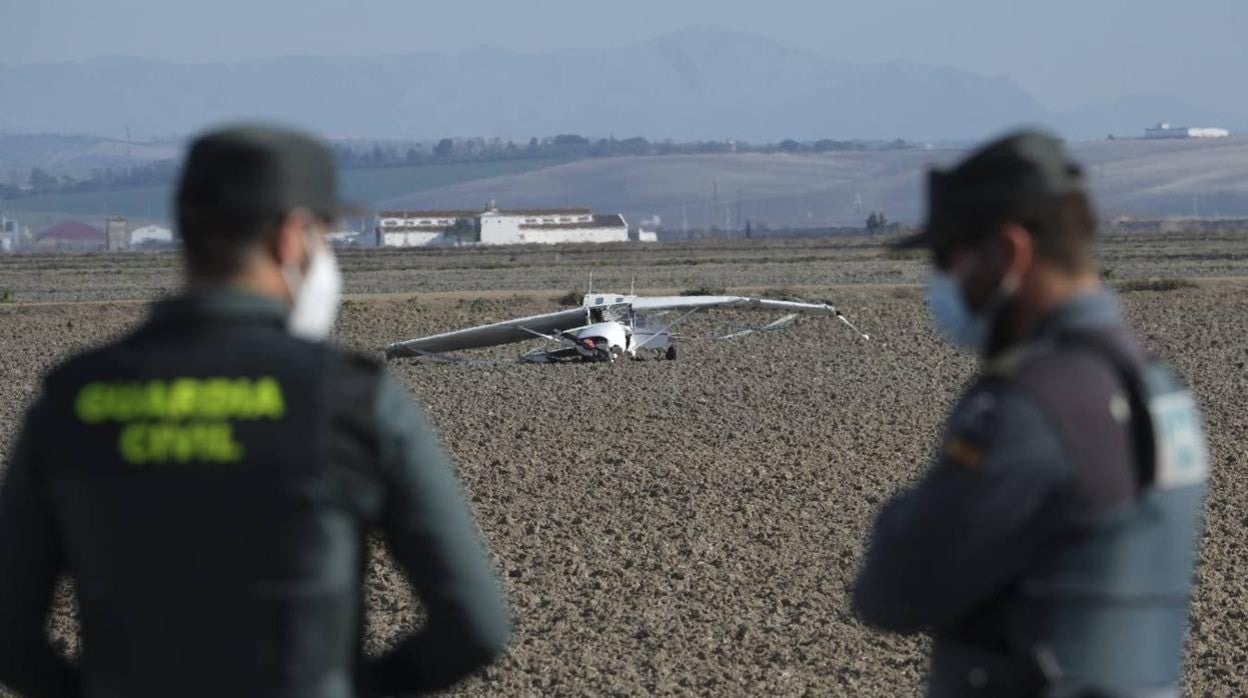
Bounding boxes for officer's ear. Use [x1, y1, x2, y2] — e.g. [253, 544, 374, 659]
[997, 222, 1035, 281]
[271, 209, 316, 271]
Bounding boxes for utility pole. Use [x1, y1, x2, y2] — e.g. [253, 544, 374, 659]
[736, 189, 743, 235]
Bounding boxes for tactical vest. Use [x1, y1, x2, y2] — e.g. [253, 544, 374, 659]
[38, 313, 383, 698]
[1004, 329, 1208, 696]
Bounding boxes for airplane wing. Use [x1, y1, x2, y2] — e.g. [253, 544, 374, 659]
[630, 295, 870, 339]
[630, 295, 840, 315]
[385, 307, 593, 358]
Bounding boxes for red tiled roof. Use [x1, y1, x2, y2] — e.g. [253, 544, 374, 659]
[37, 221, 104, 241]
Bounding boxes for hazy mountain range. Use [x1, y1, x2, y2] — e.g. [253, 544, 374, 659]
[3, 28, 1238, 143]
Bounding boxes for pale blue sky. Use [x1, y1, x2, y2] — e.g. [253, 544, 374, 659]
[4, 0, 1246, 112]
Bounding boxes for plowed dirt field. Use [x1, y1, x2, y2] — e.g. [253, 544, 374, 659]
[1, 234, 1245, 696]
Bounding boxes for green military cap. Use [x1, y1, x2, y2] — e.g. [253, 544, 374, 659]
[176, 123, 357, 237]
[896, 129, 1085, 251]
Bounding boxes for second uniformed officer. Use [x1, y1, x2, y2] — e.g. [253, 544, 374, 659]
[852, 131, 1207, 697]
[0, 125, 511, 697]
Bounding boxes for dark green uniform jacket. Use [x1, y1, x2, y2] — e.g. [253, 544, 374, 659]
[853, 289, 1207, 697]
[0, 291, 511, 698]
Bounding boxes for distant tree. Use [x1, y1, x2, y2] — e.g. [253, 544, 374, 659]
[779, 139, 803, 153]
[618, 136, 650, 155]
[449, 217, 478, 245]
[433, 138, 455, 158]
[28, 167, 58, 194]
[865, 211, 888, 234]
[552, 134, 589, 147]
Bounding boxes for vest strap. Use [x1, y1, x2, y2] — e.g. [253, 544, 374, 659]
[1054, 331, 1156, 489]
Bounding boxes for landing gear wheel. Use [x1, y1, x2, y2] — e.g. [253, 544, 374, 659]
[665, 345, 678, 361]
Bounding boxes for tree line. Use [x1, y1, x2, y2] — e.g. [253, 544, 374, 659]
[0, 160, 180, 200]
[332, 134, 913, 168]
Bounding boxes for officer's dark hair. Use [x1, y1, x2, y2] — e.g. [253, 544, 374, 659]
[946, 190, 1098, 273]
[1015, 190, 1098, 272]
[177, 211, 283, 281]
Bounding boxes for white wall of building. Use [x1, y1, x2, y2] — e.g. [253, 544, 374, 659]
[374, 209, 634, 247]
[1187, 128, 1230, 139]
[379, 215, 461, 228]
[129, 225, 173, 245]
[479, 214, 627, 244]
[1145, 123, 1230, 139]
[381, 230, 460, 247]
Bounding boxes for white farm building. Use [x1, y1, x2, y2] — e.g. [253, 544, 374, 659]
[374, 206, 637, 247]
[1144, 122, 1230, 139]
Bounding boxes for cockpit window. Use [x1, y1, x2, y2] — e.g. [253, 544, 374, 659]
[595, 297, 604, 305]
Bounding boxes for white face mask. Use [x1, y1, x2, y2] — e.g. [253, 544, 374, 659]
[925, 269, 1017, 354]
[283, 232, 343, 341]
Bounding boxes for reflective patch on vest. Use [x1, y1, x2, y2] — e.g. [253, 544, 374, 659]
[942, 392, 996, 469]
[74, 376, 287, 465]
[1149, 392, 1208, 489]
[944, 436, 984, 469]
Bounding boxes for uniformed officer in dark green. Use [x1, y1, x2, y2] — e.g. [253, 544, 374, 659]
[852, 131, 1208, 697]
[0, 124, 511, 697]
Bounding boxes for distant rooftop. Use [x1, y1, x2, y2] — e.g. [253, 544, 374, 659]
[378, 207, 594, 218]
[37, 220, 103, 241]
[519, 214, 625, 230]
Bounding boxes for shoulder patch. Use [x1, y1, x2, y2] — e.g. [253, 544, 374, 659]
[1149, 392, 1208, 489]
[942, 391, 997, 469]
[944, 435, 984, 469]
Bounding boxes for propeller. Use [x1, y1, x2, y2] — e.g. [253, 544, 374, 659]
[560, 331, 614, 361]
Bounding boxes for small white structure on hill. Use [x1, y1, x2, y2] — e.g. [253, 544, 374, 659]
[1145, 122, 1230, 139]
[374, 205, 634, 247]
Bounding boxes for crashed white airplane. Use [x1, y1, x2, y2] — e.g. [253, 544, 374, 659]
[384, 292, 869, 363]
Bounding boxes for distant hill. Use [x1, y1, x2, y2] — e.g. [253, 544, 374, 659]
[383, 137, 1248, 228]
[0, 28, 1047, 143]
[9, 136, 1248, 230]
[0, 158, 567, 223]
[0, 134, 178, 177]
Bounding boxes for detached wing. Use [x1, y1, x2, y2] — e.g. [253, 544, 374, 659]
[386, 307, 592, 358]
[630, 295, 839, 316]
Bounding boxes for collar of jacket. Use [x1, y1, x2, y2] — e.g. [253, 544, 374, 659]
[983, 287, 1124, 374]
[146, 288, 289, 329]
